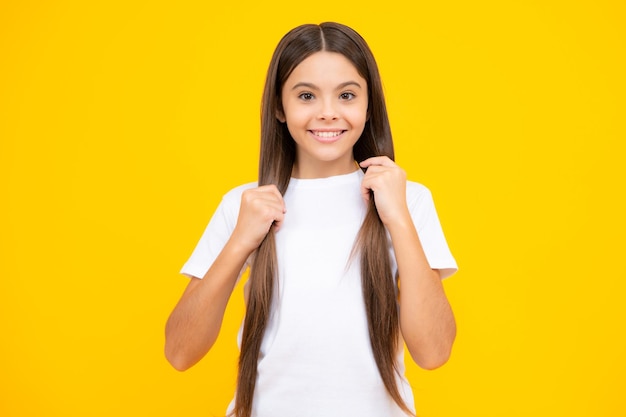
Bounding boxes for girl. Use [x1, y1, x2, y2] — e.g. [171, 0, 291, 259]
[165, 22, 457, 417]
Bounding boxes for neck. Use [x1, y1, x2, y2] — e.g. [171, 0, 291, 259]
[291, 158, 359, 179]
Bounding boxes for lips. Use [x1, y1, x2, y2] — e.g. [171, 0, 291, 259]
[311, 130, 343, 137]
[309, 130, 346, 142]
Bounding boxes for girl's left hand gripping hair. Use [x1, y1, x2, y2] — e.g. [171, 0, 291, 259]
[359, 156, 409, 226]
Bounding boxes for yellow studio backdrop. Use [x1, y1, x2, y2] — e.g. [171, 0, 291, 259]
[1, 0, 624, 416]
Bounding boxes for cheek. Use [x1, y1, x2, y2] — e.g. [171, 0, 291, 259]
[284, 113, 308, 134]
[347, 106, 368, 127]
[282, 100, 306, 124]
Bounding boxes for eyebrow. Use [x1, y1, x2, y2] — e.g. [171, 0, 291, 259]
[291, 81, 363, 91]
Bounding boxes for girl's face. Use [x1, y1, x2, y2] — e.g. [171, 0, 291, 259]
[278, 51, 368, 179]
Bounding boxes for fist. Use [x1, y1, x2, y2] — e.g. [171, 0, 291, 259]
[359, 156, 409, 226]
[231, 184, 286, 252]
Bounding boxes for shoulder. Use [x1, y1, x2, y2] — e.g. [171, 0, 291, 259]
[203, 181, 256, 228]
[210, 181, 258, 220]
[404, 180, 440, 227]
[405, 180, 433, 205]
[221, 181, 258, 204]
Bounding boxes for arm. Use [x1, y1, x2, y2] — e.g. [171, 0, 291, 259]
[164, 237, 251, 371]
[360, 157, 456, 370]
[387, 215, 456, 370]
[165, 185, 286, 371]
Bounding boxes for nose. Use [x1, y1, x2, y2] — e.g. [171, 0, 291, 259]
[317, 99, 338, 120]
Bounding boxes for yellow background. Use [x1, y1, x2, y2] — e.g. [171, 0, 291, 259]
[1, 0, 625, 416]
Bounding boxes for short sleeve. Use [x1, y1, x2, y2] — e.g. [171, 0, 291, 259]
[406, 182, 458, 279]
[180, 183, 255, 279]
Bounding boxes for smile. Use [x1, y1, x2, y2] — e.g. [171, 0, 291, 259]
[309, 130, 346, 143]
[311, 130, 344, 138]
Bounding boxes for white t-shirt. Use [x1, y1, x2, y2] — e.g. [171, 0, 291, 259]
[181, 169, 457, 417]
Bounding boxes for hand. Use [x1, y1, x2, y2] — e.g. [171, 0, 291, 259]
[359, 157, 409, 226]
[231, 184, 286, 253]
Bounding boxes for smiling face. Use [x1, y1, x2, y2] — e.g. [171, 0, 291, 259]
[278, 51, 369, 179]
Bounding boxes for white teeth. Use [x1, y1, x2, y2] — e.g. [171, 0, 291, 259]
[313, 131, 342, 138]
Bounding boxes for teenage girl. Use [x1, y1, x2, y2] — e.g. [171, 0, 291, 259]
[165, 22, 457, 417]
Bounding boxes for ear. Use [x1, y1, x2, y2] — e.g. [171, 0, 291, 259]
[276, 108, 286, 123]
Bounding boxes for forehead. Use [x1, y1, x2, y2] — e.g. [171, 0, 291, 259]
[285, 51, 366, 86]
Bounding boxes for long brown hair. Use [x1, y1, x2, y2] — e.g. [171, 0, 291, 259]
[233, 22, 412, 417]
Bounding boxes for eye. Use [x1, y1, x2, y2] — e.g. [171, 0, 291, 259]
[339, 92, 356, 100]
[298, 92, 314, 101]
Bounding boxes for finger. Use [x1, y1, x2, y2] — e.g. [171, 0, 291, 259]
[257, 184, 286, 212]
[360, 168, 393, 201]
[360, 165, 387, 177]
[250, 204, 284, 236]
[270, 205, 286, 231]
[244, 187, 286, 215]
[359, 156, 395, 168]
[360, 176, 373, 201]
[255, 198, 287, 222]
[361, 166, 388, 188]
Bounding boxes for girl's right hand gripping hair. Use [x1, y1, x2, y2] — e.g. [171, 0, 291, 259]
[231, 184, 286, 253]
